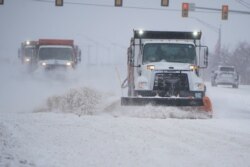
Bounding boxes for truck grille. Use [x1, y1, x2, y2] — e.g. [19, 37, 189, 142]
[45, 64, 68, 70]
[153, 73, 189, 97]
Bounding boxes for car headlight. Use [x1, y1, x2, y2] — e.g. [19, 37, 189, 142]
[41, 62, 47, 66]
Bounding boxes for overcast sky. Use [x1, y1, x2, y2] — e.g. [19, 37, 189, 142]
[0, 0, 250, 63]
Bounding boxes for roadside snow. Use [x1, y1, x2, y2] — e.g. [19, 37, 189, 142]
[1, 113, 250, 167]
[1, 62, 250, 167]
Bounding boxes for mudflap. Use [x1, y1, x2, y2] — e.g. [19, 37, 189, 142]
[121, 96, 213, 118]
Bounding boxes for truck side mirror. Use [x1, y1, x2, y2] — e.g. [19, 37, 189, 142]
[127, 47, 134, 65]
[206, 47, 209, 56]
[198, 46, 209, 68]
[204, 47, 209, 67]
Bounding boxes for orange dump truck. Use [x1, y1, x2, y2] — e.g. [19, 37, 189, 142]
[37, 39, 81, 70]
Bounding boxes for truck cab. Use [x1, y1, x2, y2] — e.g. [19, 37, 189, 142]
[18, 40, 38, 64]
[18, 40, 38, 72]
[211, 65, 239, 88]
[121, 30, 212, 113]
[37, 39, 80, 71]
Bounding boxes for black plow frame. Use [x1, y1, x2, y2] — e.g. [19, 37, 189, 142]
[121, 97, 204, 106]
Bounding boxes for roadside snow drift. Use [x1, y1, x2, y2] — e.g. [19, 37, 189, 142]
[36, 86, 211, 119]
[37, 87, 102, 116]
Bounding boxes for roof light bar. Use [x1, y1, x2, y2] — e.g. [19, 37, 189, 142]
[133, 30, 202, 40]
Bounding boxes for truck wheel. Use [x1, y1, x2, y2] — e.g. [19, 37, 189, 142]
[233, 84, 238, 88]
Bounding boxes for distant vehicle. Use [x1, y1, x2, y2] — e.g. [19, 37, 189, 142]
[37, 39, 81, 71]
[211, 66, 239, 88]
[18, 40, 38, 71]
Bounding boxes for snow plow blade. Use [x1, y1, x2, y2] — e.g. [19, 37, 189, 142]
[121, 96, 213, 113]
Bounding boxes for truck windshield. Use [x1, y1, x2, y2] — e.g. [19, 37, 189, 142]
[39, 47, 73, 61]
[24, 47, 35, 58]
[143, 43, 196, 64]
[220, 67, 234, 72]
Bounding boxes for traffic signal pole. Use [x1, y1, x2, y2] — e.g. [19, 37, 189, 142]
[195, 6, 250, 15]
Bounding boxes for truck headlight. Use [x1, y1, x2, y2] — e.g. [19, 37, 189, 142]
[190, 65, 198, 71]
[195, 83, 205, 91]
[137, 76, 148, 90]
[41, 62, 47, 66]
[147, 65, 155, 70]
[66, 62, 72, 66]
[25, 58, 30, 62]
[138, 81, 148, 89]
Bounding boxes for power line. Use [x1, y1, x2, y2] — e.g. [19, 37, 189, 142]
[235, 0, 250, 9]
[195, 6, 250, 15]
[33, 0, 250, 15]
[190, 17, 219, 33]
[32, 0, 218, 14]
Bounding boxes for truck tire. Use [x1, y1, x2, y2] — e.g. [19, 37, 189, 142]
[233, 84, 238, 89]
[211, 81, 216, 87]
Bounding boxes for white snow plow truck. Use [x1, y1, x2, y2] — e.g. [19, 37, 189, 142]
[37, 39, 81, 70]
[121, 30, 212, 115]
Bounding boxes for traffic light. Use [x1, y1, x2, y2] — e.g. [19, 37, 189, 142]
[161, 0, 169, 7]
[182, 3, 189, 17]
[222, 5, 229, 20]
[55, 0, 63, 6]
[115, 0, 122, 7]
[0, 0, 4, 5]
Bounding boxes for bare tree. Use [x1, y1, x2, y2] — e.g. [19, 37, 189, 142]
[230, 42, 250, 84]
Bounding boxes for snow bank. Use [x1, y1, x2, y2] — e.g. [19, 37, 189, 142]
[36, 87, 103, 116]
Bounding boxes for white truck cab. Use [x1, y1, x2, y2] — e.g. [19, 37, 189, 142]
[121, 30, 212, 113]
[37, 39, 80, 71]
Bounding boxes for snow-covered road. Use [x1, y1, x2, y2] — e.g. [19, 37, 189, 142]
[1, 64, 250, 167]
